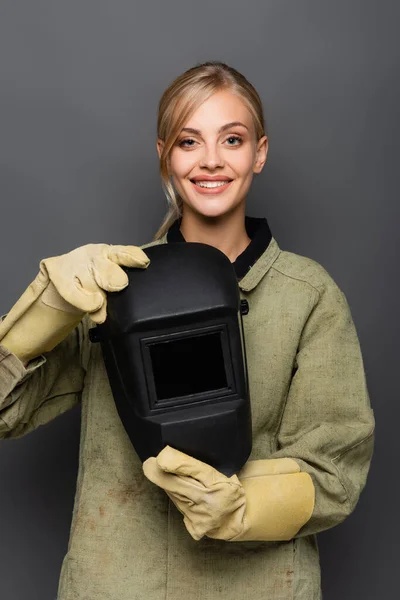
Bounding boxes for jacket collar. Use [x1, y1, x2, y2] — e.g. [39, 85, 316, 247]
[165, 215, 281, 292]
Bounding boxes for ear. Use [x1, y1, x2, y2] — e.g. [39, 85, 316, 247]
[157, 138, 164, 160]
[253, 136, 268, 174]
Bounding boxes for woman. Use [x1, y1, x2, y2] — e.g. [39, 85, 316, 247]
[0, 61, 374, 599]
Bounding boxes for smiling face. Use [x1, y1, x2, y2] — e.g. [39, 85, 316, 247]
[157, 89, 268, 220]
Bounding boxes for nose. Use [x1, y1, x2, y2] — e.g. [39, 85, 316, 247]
[199, 142, 224, 170]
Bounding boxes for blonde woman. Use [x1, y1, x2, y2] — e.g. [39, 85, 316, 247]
[0, 62, 374, 600]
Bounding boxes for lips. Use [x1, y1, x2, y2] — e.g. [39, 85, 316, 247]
[190, 179, 233, 195]
[190, 176, 233, 182]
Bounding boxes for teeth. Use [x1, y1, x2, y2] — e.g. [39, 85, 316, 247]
[193, 180, 230, 188]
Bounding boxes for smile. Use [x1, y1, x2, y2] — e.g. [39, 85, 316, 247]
[190, 180, 233, 194]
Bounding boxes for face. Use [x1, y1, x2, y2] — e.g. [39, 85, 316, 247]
[157, 90, 268, 220]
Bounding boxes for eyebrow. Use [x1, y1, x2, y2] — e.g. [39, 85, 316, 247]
[181, 121, 249, 135]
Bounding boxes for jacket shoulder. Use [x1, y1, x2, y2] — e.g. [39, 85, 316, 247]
[272, 248, 344, 297]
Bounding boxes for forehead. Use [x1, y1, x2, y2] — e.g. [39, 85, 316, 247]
[183, 90, 253, 130]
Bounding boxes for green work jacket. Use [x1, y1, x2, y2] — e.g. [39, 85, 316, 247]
[0, 224, 375, 600]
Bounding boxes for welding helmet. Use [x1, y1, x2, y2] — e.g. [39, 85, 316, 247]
[89, 242, 252, 476]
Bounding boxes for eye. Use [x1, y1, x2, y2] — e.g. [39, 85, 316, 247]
[226, 135, 243, 146]
[178, 138, 196, 148]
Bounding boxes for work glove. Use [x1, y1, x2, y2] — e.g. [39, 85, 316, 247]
[143, 445, 315, 542]
[0, 243, 150, 363]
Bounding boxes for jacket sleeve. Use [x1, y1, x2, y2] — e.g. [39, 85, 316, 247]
[0, 313, 91, 439]
[269, 274, 375, 537]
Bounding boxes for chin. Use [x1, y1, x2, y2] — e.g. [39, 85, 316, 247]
[185, 198, 243, 220]
[191, 207, 235, 221]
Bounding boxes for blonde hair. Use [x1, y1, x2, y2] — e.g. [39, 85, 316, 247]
[153, 61, 266, 240]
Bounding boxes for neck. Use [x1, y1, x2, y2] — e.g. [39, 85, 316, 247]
[179, 205, 251, 263]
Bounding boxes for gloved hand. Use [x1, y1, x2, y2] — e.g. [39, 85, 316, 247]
[143, 446, 315, 542]
[0, 243, 150, 363]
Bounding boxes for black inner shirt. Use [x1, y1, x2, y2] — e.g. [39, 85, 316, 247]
[166, 215, 272, 281]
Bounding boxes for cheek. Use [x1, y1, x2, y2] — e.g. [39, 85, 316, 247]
[169, 152, 195, 178]
[234, 150, 256, 175]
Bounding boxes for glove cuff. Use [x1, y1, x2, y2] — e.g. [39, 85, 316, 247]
[231, 471, 315, 542]
[0, 275, 83, 362]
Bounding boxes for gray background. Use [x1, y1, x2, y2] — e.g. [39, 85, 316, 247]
[0, 1, 398, 598]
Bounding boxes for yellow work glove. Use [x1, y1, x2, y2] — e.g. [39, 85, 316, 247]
[143, 446, 315, 542]
[0, 243, 150, 363]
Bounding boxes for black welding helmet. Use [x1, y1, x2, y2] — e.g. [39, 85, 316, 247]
[89, 242, 252, 476]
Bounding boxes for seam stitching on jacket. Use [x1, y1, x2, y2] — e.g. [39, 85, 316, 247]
[165, 499, 171, 600]
[0, 415, 10, 430]
[332, 428, 375, 462]
[271, 265, 323, 296]
[329, 460, 350, 507]
[0, 355, 22, 378]
[330, 429, 375, 505]
[0, 350, 11, 362]
[291, 539, 296, 600]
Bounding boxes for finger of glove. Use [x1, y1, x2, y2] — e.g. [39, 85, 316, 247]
[87, 298, 108, 324]
[108, 245, 150, 268]
[50, 275, 105, 314]
[181, 493, 244, 541]
[203, 518, 245, 541]
[188, 485, 246, 519]
[165, 491, 223, 538]
[182, 514, 205, 541]
[66, 269, 106, 314]
[156, 446, 235, 489]
[91, 256, 130, 292]
[165, 492, 206, 541]
[164, 492, 202, 540]
[43, 258, 105, 314]
[143, 457, 205, 503]
[191, 492, 247, 542]
[165, 489, 195, 510]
